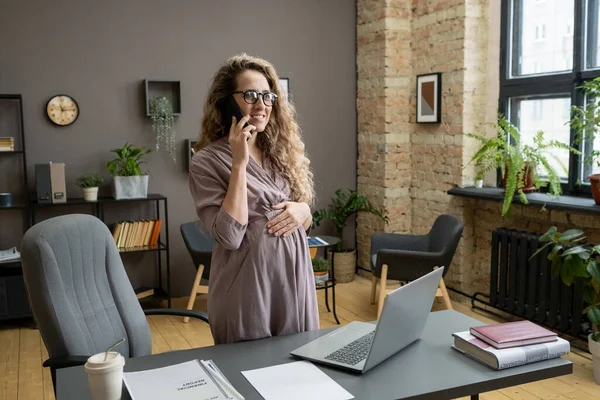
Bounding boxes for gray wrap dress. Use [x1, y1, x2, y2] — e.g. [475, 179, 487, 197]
[188, 136, 319, 344]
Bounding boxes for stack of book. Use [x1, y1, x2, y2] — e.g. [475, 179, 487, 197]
[0, 137, 15, 151]
[452, 320, 570, 370]
[112, 219, 162, 250]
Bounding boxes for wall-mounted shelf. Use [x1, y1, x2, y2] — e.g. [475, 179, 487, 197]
[144, 80, 181, 116]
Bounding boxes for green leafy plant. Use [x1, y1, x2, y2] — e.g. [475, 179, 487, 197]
[106, 143, 151, 177]
[149, 97, 176, 163]
[534, 227, 600, 342]
[312, 189, 388, 252]
[75, 173, 104, 188]
[467, 116, 579, 217]
[311, 256, 330, 273]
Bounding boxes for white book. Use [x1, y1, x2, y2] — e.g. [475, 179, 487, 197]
[123, 359, 244, 400]
[0, 247, 20, 262]
[452, 331, 570, 370]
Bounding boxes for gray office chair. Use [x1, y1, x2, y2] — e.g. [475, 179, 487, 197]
[370, 214, 464, 318]
[180, 221, 214, 323]
[20, 214, 209, 392]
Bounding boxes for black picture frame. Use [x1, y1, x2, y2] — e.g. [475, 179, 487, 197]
[185, 139, 197, 171]
[416, 73, 442, 123]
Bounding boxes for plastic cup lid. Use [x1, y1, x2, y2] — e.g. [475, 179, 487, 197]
[85, 351, 124, 371]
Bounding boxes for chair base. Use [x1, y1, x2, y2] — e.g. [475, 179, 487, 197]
[371, 265, 453, 319]
[183, 264, 209, 323]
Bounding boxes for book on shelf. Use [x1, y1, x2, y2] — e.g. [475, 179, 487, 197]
[307, 236, 328, 246]
[123, 359, 244, 400]
[0, 137, 15, 151]
[111, 219, 162, 250]
[0, 247, 20, 263]
[469, 320, 557, 349]
[452, 331, 570, 370]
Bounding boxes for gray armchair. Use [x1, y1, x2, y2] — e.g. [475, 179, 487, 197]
[370, 214, 463, 318]
[20, 214, 209, 393]
[180, 220, 214, 323]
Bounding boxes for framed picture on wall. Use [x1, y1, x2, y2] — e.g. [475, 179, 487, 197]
[185, 139, 198, 171]
[416, 72, 441, 123]
[279, 77, 290, 100]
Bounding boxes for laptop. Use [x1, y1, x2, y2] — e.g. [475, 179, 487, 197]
[290, 267, 444, 374]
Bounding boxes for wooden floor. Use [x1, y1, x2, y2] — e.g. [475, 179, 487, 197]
[1, 275, 599, 399]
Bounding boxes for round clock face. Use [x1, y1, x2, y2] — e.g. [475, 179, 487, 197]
[46, 95, 79, 126]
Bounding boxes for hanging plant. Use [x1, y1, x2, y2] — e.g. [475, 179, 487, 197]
[149, 96, 176, 163]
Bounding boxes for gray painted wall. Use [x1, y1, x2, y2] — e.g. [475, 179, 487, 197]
[0, 0, 357, 296]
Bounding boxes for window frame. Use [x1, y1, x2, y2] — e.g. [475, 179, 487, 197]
[499, 0, 600, 196]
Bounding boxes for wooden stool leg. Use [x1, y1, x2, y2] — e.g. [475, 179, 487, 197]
[438, 277, 453, 310]
[183, 264, 204, 323]
[377, 264, 388, 319]
[371, 274, 378, 305]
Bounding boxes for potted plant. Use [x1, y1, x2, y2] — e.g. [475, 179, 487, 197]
[106, 142, 151, 200]
[534, 226, 600, 384]
[467, 116, 578, 217]
[149, 97, 176, 163]
[75, 173, 104, 201]
[312, 188, 388, 283]
[312, 256, 330, 285]
[570, 77, 600, 204]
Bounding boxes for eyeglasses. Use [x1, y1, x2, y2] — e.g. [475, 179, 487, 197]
[233, 90, 278, 106]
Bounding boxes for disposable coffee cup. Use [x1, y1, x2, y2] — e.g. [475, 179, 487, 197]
[84, 351, 125, 400]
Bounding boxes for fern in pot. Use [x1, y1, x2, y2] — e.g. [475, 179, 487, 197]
[75, 173, 104, 201]
[149, 97, 176, 163]
[569, 77, 600, 204]
[467, 116, 578, 217]
[106, 143, 151, 200]
[534, 226, 600, 384]
[312, 188, 388, 283]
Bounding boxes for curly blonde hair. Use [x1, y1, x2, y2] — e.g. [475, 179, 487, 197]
[195, 53, 315, 206]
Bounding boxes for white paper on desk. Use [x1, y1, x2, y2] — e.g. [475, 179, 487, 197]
[241, 361, 354, 400]
[123, 360, 229, 400]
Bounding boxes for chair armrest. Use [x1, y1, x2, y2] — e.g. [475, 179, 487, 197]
[144, 308, 209, 324]
[373, 249, 445, 281]
[43, 355, 89, 369]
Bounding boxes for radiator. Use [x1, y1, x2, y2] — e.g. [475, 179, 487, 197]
[475, 227, 587, 337]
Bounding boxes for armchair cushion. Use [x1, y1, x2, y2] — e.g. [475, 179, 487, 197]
[369, 214, 463, 281]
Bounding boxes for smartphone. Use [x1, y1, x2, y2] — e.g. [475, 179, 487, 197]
[221, 95, 250, 136]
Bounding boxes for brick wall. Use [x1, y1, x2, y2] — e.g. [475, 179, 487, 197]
[356, 0, 552, 296]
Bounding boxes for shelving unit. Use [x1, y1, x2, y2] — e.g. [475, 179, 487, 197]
[144, 80, 181, 116]
[31, 194, 171, 307]
[0, 94, 32, 321]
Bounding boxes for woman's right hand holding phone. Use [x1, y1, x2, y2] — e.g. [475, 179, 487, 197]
[229, 115, 256, 169]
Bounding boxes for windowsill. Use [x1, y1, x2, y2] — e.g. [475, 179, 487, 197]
[447, 186, 600, 215]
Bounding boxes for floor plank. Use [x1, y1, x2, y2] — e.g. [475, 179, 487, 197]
[17, 327, 43, 400]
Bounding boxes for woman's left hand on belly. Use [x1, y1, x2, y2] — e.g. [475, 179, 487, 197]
[267, 201, 311, 237]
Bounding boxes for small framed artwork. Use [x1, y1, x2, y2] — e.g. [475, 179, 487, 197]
[279, 77, 290, 100]
[416, 72, 441, 123]
[185, 139, 198, 171]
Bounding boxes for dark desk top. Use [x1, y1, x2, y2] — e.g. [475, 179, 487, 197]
[57, 310, 572, 400]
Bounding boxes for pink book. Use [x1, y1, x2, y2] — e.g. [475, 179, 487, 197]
[469, 320, 557, 349]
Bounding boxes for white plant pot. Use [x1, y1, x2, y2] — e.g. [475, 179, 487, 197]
[589, 333, 600, 385]
[475, 179, 483, 188]
[113, 175, 148, 200]
[82, 187, 98, 201]
[314, 272, 329, 285]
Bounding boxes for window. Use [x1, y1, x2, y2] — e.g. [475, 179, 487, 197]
[501, 0, 600, 195]
[535, 24, 547, 41]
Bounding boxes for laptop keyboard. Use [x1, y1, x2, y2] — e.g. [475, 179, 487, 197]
[324, 331, 375, 366]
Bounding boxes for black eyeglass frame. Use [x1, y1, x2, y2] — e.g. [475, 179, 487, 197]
[232, 90, 278, 106]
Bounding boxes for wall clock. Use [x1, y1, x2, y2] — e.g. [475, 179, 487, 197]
[46, 95, 79, 126]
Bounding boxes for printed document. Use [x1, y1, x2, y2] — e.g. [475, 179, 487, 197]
[241, 360, 354, 400]
[123, 359, 243, 400]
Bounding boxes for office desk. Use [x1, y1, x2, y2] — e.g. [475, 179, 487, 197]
[57, 310, 572, 400]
